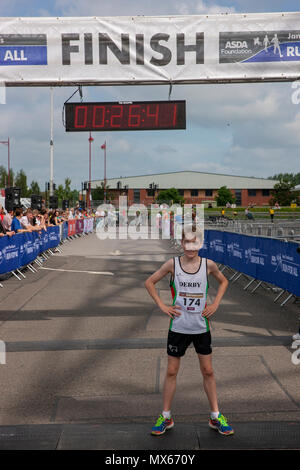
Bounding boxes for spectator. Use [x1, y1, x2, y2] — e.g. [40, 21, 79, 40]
[20, 209, 41, 231]
[40, 209, 54, 227]
[11, 208, 30, 233]
[269, 207, 275, 223]
[2, 209, 13, 231]
[49, 210, 58, 225]
[0, 217, 15, 237]
[0, 204, 4, 222]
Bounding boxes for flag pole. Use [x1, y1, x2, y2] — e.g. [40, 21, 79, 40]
[101, 141, 107, 204]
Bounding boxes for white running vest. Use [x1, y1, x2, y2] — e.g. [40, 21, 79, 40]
[170, 256, 209, 334]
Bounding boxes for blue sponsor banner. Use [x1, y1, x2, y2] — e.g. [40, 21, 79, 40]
[48, 226, 60, 248]
[62, 221, 69, 240]
[244, 42, 300, 63]
[0, 34, 47, 66]
[0, 45, 48, 65]
[0, 235, 20, 274]
[0, 226, 61, 274]
[199, 230, 300, 298]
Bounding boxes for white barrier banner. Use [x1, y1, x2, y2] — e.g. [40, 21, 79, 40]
[1, 13, 300, 86]
[83, 217, 93, 233]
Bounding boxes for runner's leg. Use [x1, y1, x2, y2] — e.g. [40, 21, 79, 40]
[163, 355, 181, 412]
[198, 353, 219, 413]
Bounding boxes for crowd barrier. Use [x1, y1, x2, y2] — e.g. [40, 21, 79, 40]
[0, 218, 96, 279]
[198, 229, 300, 299]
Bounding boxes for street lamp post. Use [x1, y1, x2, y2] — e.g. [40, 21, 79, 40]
[88, 132, 94, 209]
[101, 141, 107, 203]
[0, 137, 10, 187]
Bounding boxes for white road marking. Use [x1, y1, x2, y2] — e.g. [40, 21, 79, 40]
[109, 250, 122, 255]
[39, 267, 114, 276]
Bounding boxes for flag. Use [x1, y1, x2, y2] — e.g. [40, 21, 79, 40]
[101, 142, 106, 149]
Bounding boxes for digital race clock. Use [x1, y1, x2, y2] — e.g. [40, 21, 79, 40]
[65, 100, 186, 132]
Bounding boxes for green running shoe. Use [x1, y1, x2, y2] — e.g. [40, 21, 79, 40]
[209, 413, 234, 435]
[151, 414, 174, 436]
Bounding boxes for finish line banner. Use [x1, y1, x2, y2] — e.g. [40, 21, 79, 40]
[199, 230, 300, 298]
[1, 12, 300, 86]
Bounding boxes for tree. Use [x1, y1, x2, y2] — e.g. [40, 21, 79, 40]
[215, 186, 235, 206]
[91, 182, 114, 202]
[270, 180, 295, 206]
[54, 178, 79, 206]
[0, 165, 15, 187]
[14, 169, 29, 197]
[28, 180, 40, 196]
[156, 188, 184, 205]
[269, 173, 300, 186]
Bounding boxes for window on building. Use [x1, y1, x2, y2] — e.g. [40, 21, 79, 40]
[205, 189, 213, 197]
[191, 189, 198, 197]
[262, 189, 270, 197]
[147, 189, 155, 197]
[248, 189, 256, 197]
[133, 189, 140, 203]
[235, 190, 242, 206]
[178, 189, 184, 196]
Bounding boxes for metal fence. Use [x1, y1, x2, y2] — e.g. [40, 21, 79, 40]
[205, 219, 300, 241]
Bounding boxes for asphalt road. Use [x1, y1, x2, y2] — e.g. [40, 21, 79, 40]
[0, 232, 299, 450]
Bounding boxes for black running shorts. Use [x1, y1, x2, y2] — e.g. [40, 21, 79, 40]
[167, 330, 212, 357]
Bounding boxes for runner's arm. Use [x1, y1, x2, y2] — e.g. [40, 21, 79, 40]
[144, 259, 181, 319]
[202, 259, 228, 318]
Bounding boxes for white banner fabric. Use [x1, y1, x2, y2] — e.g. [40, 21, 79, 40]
[1, 13, 300, 85]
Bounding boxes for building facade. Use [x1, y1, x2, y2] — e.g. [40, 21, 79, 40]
[88, 171, 278, 207]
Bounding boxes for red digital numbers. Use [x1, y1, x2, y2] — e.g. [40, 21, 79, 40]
[128, 105, 141, 127]
[92, 106, 105, 128]
[74, 105, 88, 128]
[110, 105, 123, 127]
[67, 101, 185, 131]
[146, 104, 159, 126]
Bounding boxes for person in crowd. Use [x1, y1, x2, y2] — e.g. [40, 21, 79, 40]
[0, 204, 5, 223]
[269, 207, 275, 223]
[49, 209, 59, 225]
[11, 208, 31, 233]
[2, 209, 13, 231]
[0, 216, 15, 237]
[40, 209, 54, 227]
[20, 208, 42, 231]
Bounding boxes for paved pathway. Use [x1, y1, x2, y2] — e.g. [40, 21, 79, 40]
[0, 233, 299, 450]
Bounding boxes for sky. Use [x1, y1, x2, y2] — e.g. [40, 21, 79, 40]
[0, 0, 300, 191]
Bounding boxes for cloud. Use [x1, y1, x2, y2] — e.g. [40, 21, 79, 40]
[54, 0, 236, 17]
[153, 144, 178, 154]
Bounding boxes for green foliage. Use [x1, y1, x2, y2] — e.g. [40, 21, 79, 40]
[28, 180, 41, 196]
[269, 180, 296, 206]
[91, 182, 114, 202]
[215, 186, 235, 206]
[55, 178, 78, 205]
[268, 172, 300, 186]
[156, 187, 184, 204]
[14, 169, 29, 197]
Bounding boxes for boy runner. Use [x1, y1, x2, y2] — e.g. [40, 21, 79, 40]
[145, 226, 234, 436]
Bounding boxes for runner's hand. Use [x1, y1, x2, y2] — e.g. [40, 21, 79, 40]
[160, 304, 181, 319]
[202, 302, 218, 318]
